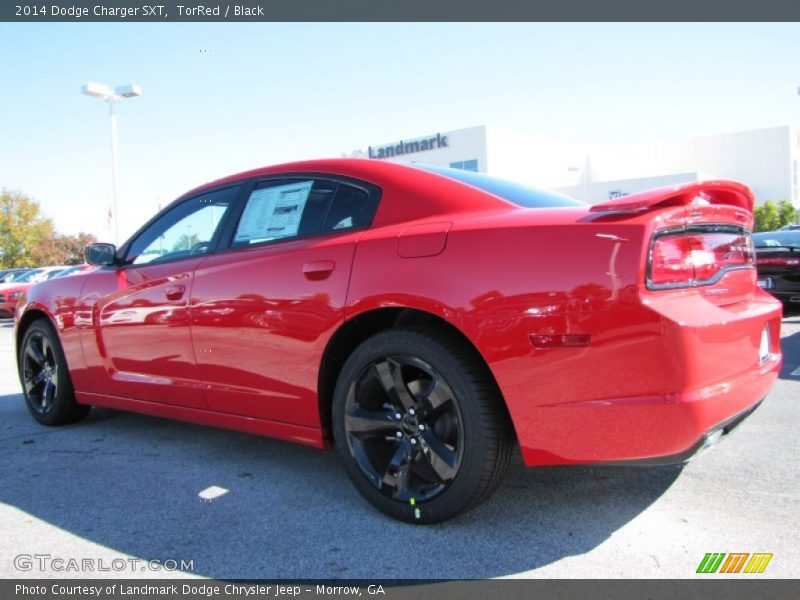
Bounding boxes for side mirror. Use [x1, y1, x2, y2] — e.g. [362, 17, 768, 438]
[85, 243, 118, 266]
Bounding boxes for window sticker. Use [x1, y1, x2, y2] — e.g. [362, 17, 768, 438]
[235, 181, 313, 243]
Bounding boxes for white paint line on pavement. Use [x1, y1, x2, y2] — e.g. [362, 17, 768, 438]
[790, 366, 800, 378]
[198, 485, 229, 501]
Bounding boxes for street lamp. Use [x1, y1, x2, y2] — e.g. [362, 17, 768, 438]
[568, 163, 589, 204]
[81, 81, 142, 244]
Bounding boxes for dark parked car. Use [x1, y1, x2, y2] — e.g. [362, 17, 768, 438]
[753, 230, 800, 303]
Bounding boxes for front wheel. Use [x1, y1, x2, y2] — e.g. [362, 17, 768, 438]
[332, 327, 513, 523]
[19, 319, 90, 426]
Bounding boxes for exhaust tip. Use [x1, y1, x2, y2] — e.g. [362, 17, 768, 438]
[703, 429, 724, 450]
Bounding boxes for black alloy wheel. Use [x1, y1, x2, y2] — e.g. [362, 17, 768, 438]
[333, 327, 513, 524]
[19, 319, 90, 426]
[343, 354, 465, 503]
[22, 330, 60, 415]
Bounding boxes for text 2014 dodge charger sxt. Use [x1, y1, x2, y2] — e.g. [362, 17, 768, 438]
[15, 159, 782, 523]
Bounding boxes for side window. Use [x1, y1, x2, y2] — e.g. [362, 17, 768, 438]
[125, 186, 238, 265]
[322, 184, 374, 232]
[232, 180, 337, 247]
[231, 178, 380, 248]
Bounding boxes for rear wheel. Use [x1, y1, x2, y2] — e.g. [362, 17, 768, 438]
[19, 319, 90, 426]
[332, 327, 513, 523]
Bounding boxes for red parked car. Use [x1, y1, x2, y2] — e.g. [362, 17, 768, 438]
[0, 267, 68, 318]
[15, 160, 782, 523]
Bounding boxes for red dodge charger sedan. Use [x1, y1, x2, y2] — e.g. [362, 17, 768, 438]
[15, 159, 782, 523]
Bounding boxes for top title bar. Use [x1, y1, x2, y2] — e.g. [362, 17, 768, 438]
[4, 0, 800, 21]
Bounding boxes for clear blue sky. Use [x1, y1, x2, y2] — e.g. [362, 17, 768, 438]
[1, 22, 799, 241]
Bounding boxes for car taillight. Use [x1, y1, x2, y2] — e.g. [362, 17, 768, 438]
[648, 230, 754, 288]
[757, 257, 799, 266]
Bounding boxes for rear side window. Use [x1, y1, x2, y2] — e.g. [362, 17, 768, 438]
[416, 165, 586, 208]
[233, 179, 378, 247]
[323, 184, 373, 231]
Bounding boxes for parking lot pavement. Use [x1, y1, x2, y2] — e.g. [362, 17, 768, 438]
[0, 314, 798, 580]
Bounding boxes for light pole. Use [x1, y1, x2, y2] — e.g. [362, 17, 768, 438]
[568, 164, 588, 204]
[81, 81, 142, 245]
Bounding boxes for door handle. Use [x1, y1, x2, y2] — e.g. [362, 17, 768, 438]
[165, 284, 186, 300]
[302, 260, 335, 281]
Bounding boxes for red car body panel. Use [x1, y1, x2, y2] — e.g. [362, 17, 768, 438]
[75, 259, 206, 407]
[0, 282, 31, 318]
[15, 159, 783, 465]
[189, 231, 360, 426]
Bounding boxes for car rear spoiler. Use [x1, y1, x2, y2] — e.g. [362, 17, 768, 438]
[589, 180, 754, 214]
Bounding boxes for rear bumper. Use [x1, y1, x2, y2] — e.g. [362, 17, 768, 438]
[592, 395, 765, 467]
[757, 275, 800, 300]
[506, 289, 783, 468]
[518, 353, 779, 467]
[766, 290, 800, 303]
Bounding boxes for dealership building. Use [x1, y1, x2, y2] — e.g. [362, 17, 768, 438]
[347, 124, 800, 207]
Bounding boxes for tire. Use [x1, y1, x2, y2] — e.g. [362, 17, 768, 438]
[18, 319, 90, 426]
[332, 327, 514, 524]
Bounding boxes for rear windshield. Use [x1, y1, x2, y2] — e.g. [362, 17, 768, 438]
[753, 231, 800, 248]
[416, 165, 586, 209]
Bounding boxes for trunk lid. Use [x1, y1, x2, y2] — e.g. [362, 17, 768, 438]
[592, 181, 757, 307]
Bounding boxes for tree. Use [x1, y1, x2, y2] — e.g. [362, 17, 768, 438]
[172, 232, 200, 252]
[0, 189, 57, 268]
[777, 199, 798, 228]
[0, 189, 98, 267]
[753, 200, 780, 232]
[32, 232, 98, 265]
[62, 232, 99, 264]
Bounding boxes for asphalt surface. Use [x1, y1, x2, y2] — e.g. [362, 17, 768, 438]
[0, 312, 798, 580]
